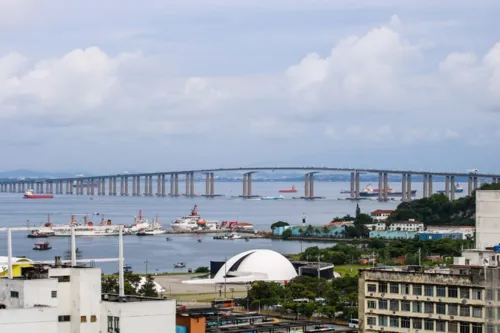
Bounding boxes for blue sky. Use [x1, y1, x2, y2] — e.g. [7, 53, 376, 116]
[0, 0, 499, 174]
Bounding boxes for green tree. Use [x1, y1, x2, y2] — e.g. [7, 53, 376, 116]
[194, 266, 210, 273]
[271, 221, 289, 230]
[282, 228, 292, 239]
[102, 276, 118, 294]
[355, 203, 361, 218]
[139, 275, 159, 297]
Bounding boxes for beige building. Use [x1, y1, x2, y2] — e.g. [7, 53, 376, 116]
[359, 265, 499, 333]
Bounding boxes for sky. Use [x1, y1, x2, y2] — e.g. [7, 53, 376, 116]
[0, 0, 499, 174]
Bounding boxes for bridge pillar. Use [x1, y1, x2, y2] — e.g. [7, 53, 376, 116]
[13, 183, 17, 193]
[445, 176, 450, 198]
[102, 178, 106, 195]
[467, 176, 472, 196]
[145, 175, 149, 196]
[310, 173, 315, 199]
[157, 175, 161, 196]
[450, 175, 456, 201]
[169, 175, 174, 196]
[406, 174, 412, 201]
[210, 173, 215, 196]
[137, 176, 141, 196]
[423, 175, 428, 198]
[355, 172, 360, 200]
[119, 177, 124, 196]
[161, 175, 166, 196]
[428, 175, 433, 196]
[175, 174, 179, 196]
[124, 176, 128, 195]
[378, 173, 383, 201]
[190, 173, 195, 196]
[304, 173, 309, 198]
[350, 172, 355, 199]
[185, 174, 189, 196]
[383, 173, 389, 201]
[112, 177, 117, 196]
[474, 176, 478, 191]
[90, 179, 95, 196]
[131, 177, 136, 196]
[401, 174, 407, 201]
[247, 173, 252, 197]
[149, 176, 153, 196]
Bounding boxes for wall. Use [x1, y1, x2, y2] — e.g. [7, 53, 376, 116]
[0, 278, 58, 309]
[0, 307, 58, 333]
[369, 231, 418, 239]
[102, 299, 176, 333]
[177, 315, 206, 333]
[418, 233, 464, 241]
[476, 190, 500, 249]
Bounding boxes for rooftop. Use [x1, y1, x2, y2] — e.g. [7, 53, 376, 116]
[371, 210, 394, 214]
[102, 294, 170, 303]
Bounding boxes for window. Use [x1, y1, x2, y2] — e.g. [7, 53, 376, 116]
[461, 288, 470, 299]
[368, 284, 377, 293]
[401, 301, 411, 312]
[402, 284, 410, 295]
[424, 302, 434, 314]
[472, 289, 482, 300]
[114, 317, 119, 331]
[425, 319, 434, 331]
[367, 317, 377, 326]
[413, 284, 422, 296]
[448, 304, 458, 316]
[449, 286, 459, 298]
[487, 307, 494, 319]
[497, 307, 500, 320]
[108, 316, 120, 332]
[108, 316, 113, 330]
[81, 316, 87, 323]
[390, 316, 399, 328]
[390, 283, 399, 294]
[436, 286, 446, 297]
[401, 317, 410, 328]
[424, 285, 434, 297]
[460, 305, 470, 317]
[461, 322, 471, 333]
[486, 290, 494, 301]
[379, 299, 388, 310]
[390, 300, 399, 311]
[378, 315, 387, 327]
[412, 318, 422, 330]
[91, 315, 97, 323]
[472, 323, 483, 333]
[436, 320, 446, 332]
[367, 300, 376, 309]
[10, 291, 19, 298]
[497, 289, 500, 302]
[379, 282, 388, 293]
[51, 291, 57, 298]
[436, 303, 446, 315]
[413, 301, 422, 313]
[449, 322, 458, 333]
[472, 306, 483, 318]
[57, 276, 70, 283]
[58, 316, 70, 322]
[487, 324, 494, 333]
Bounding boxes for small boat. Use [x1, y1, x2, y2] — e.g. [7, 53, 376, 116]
[279, 185, 297, 193]
[197, 239, 202, 243]
[245, 238, 250, 242]
[438, 184, 464, 194]
[166, 237, 172, 241]
[23, 190, 54, 199]
[27, 230, 55, 238]
[260, 195, 284, 200]
[33, 242, 52, 251]
[174, 262, 186, 268]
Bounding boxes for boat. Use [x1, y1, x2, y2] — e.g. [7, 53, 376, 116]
[166, 237, 172, 241]
[279, 185, 297, 193]
[358, 184, 416, 197]
[136, 216, 166, 236]
[27, 229, 55, 238]
[50, 216, 121, 237]
[23, 190, 53, 199]
[213, 233, 242, 240]
[197, 239, 202, 243]
[174, 262, 186, 268]
[437, 184, 464, 194]
[171, 205, 219, 231]
[127, 210, 151, 233]
[33, 241, 52, 251]
[260, 195, 284, 200]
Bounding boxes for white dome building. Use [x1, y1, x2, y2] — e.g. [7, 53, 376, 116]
[183, 249, 297, 284]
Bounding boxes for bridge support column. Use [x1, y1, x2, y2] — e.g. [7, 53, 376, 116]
[243, 174, 248, 197]
[445, 176, 450, 198]
[304, 173, 309, 198]
[103, 178, 107, 196]
[247, 173, 252, 197]
[350, 172, 355, 199]
[169, 175, 174, 196]
[190, 173, 195, 196]
[401, 174, 407, 201]
[450, 175, 456, 201]
[206, 173, 211, 197]
[474, 176, 478, 191]
[161, 175, 166, 196]
[378, 173, 383, 201]
[355, 172, 360, 200]
[113, 177, 117, 196]
[41, 183, 45, 194]
[157, 175, 161, 196]
[90, 179, 95, 196]
[144, 175, 149, 196]
[13, 183, 17, 193]
[310, 173, 315, 199]
[137, 176, 141, 196]
[185, 174, 189, 196]
[149, 176, 153, 196]
[428, 175, 433, 196]
[383, 173, 389, 201]
[406, 174, 412, 201]
[175, 174, 179, 196]
[124, 176, 128, 196]
[210, 173, 215, 196]
[423, 175, 428, 198]
[120, 177, 124, 196]
[132, 177, 137, 196]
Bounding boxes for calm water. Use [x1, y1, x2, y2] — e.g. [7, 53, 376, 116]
[0, 181, 458, 273]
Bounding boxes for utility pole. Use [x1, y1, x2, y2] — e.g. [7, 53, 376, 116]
[144, 259, 149, 275]
[418, 248, 421, 266]
[224, 257, 227, 299]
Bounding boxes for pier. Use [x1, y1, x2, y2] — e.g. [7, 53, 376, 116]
[0, 167, 498, 201]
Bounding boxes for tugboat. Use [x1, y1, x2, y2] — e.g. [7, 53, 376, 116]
[174, 262, 186, 268]
[33, 242, 52, 251]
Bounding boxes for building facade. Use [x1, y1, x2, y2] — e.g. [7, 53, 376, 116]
[358, 265, 498, 333]
[388, 220, 424, 232]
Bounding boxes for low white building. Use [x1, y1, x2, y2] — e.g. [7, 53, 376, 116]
[425, 225, 475, 239]
[388, 219, 424, 232]
[370, 210, 393, 221]
[364, 223, 386, 231]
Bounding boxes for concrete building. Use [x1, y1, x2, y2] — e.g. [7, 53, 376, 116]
[0, 227, 176, 333]
[358, 265, 495, 333]
[0, 256, 34, 277]
[371, 210, 394, 221]
[388, 219, 424, 232]
[369, 230, 419, 239]
[426, 226, 475, 239]
[365, 223, 386, 231]
[476, 191, 500, 249]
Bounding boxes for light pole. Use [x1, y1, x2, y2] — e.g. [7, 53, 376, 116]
[224, 257, 227, 299]
[144, 259, 149, 275]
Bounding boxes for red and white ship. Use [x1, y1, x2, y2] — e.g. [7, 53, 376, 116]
[23, 190, 53, 199]
[279, 185, 297, 193]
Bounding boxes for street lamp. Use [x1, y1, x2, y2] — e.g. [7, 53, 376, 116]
[144, 259, 149, 275]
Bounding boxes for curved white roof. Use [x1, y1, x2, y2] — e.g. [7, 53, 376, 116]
[184, 249, 297, 285]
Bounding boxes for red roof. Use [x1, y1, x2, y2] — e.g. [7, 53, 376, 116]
[371, 210, 394, 214]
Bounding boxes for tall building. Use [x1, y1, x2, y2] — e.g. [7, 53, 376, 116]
[476, 191, 500, 250]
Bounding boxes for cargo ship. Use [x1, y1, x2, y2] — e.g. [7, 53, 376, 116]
[279, 185, 297, 193]
[358, 184, 416, 197]
[437, 184, 464, 194]
[23, 190, 54, 199]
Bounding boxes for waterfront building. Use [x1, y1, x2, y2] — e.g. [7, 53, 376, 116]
[387, 219, 424, 232]
[425, 226, 475, 239]
[419, 232, 465, 241]
[369, 230, 419, 239]
[371, 210, 394, 221]
[365, 222, 386, 231]
[272, 225, 347, 238]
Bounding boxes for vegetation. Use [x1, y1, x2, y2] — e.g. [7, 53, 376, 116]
[194, 266, 210, 273]
[271, 221, 290, 230]
[102, 273, 159, 297]
[388, 183, 500, 226]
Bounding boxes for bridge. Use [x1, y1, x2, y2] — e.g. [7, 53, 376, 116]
[0, 167, 498, 201]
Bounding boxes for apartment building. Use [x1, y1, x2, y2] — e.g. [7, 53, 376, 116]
[358, 265, 498, 333]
